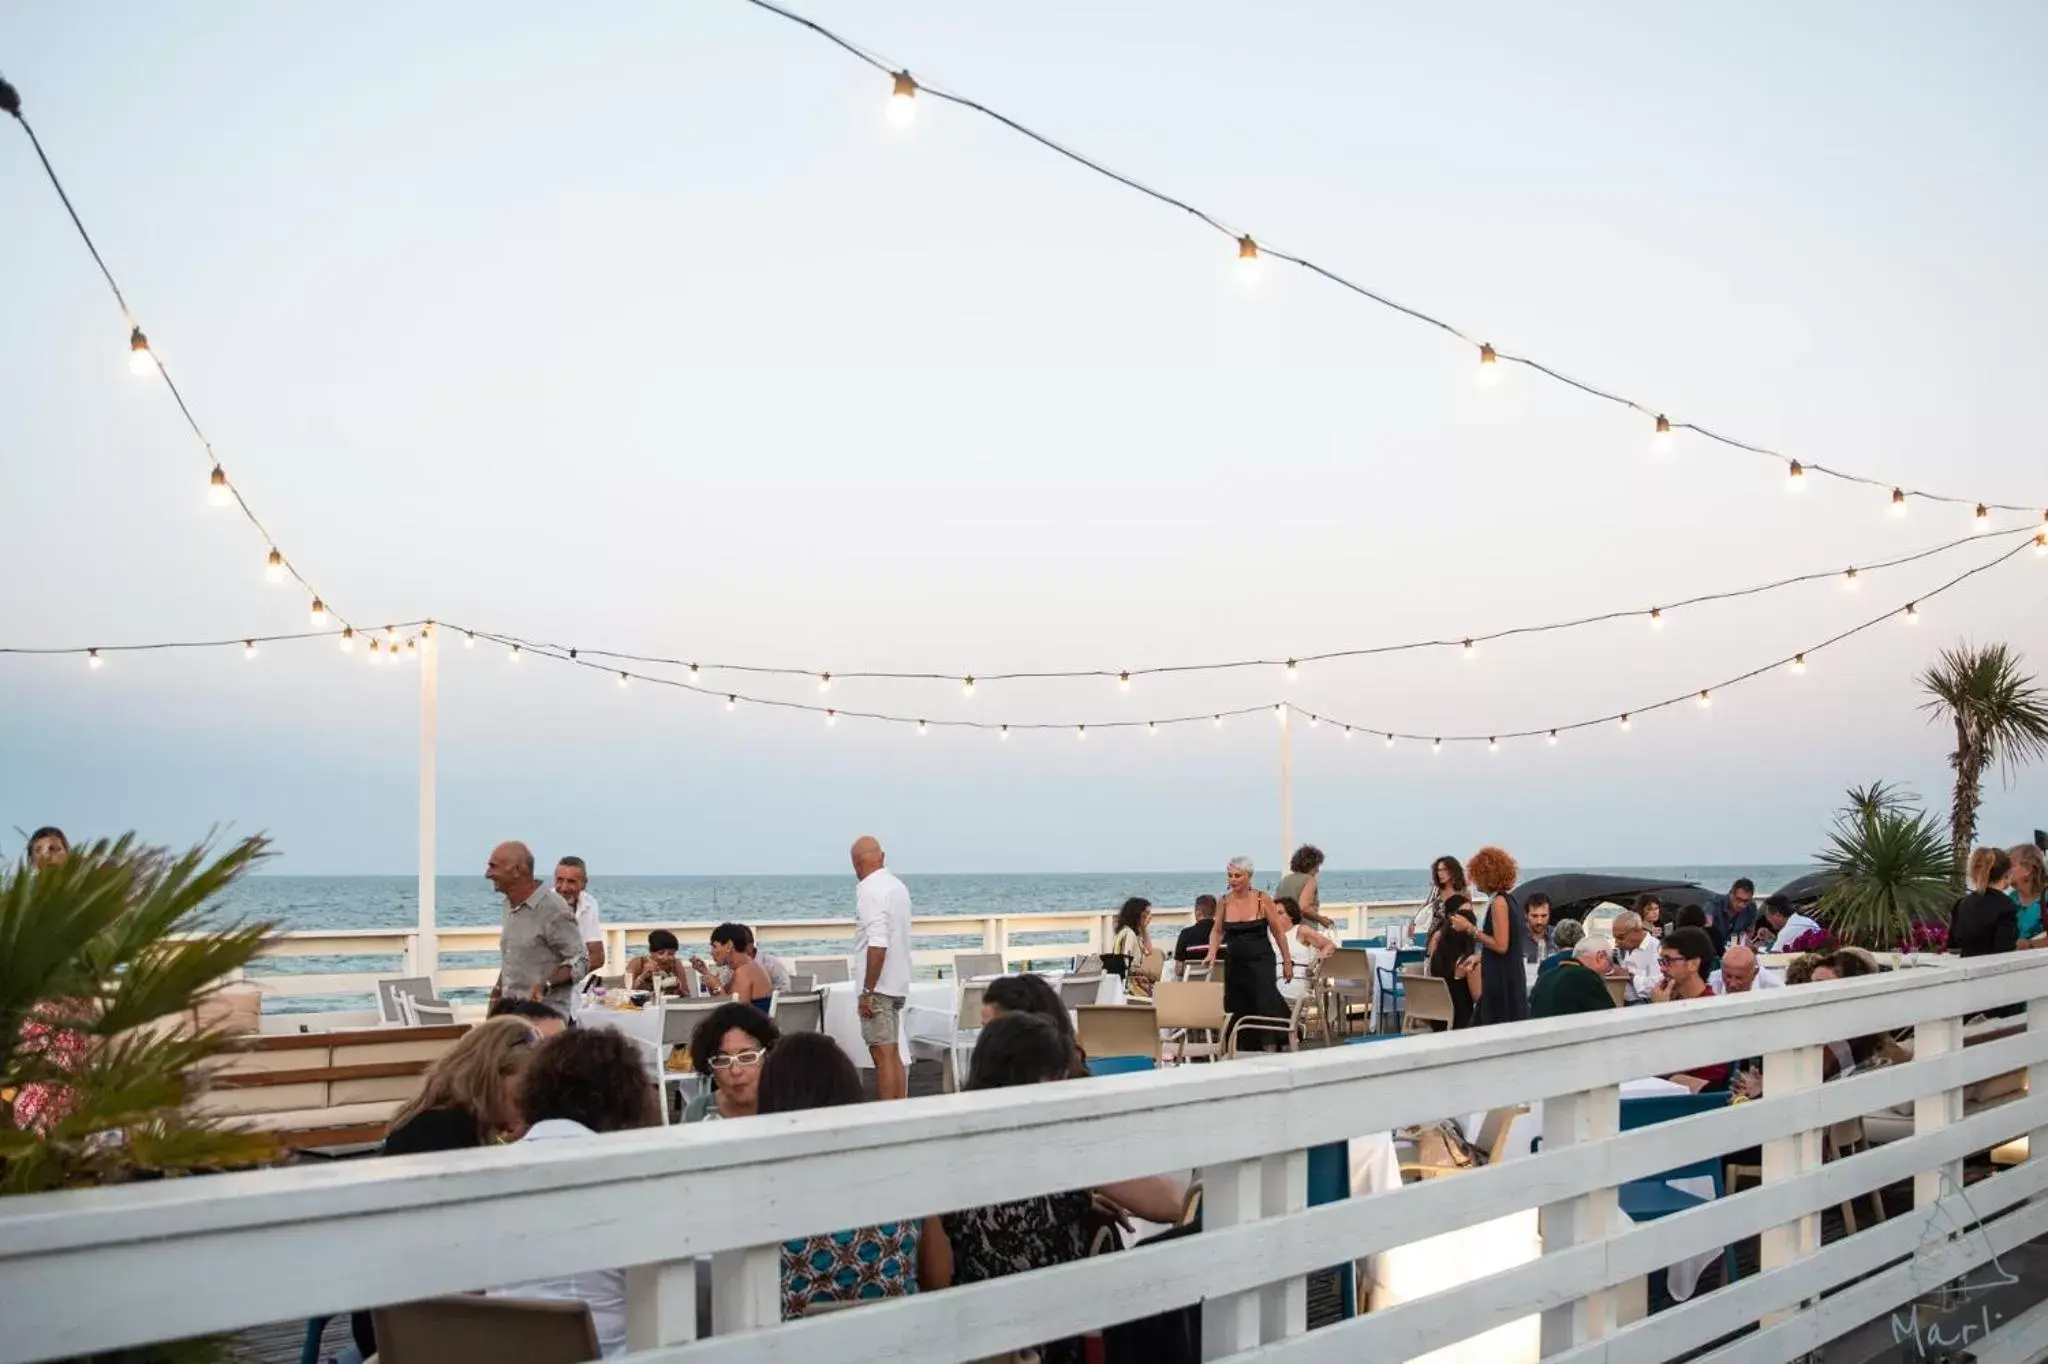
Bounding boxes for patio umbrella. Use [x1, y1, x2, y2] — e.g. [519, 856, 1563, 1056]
[1509, 873, 1709, 918]
[1772, 871, 1837, 905]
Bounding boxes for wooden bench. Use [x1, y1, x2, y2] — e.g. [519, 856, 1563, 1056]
[192, 1024, 468, 1152]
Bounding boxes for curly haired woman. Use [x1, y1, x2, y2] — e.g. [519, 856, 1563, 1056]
[1466, 845, 1530, 1026]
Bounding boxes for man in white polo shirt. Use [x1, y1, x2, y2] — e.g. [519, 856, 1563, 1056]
[554, 855, 605, 976]
[851, 835, 913, 1101]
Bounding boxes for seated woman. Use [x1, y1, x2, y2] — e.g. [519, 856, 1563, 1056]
[981, 972, 1087, 1076]
[352, 1017, 538, 1358]
[1537, 918, 1584, 979]
[1276, 897, 1335, 1002]
[923, 1013, 1184, 1364]
[1950, 847, 2019, 957]
[683, 1001, 780, 1122]
[1423, 898, 1482, 1030]
[757, 1034, 942, 1318]
[691, 922, 776, 1011]
[1108, 898, 1160, 998]
[490, 1029, 659, 1357]
[624, 928, 686, 993]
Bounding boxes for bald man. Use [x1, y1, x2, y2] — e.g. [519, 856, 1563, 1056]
[1710, 943, 1782, 995]
[487, 841, 587, 1019]
[851, 836, 913, 1100]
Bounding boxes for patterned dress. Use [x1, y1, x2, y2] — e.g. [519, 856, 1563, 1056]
[781, 1221, 921, 1320]
[941, 1193, 1096, 1364]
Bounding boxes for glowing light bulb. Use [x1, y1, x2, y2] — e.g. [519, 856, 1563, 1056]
[1343, 725, 1352, 739]
[463, 631, 476, 648]
[1904, 602, 1919, 624]
[616, 671, 629, 688]
[1891, 488, 1907, 516]
[1147, 720, 1159, 736]
[1620, 713, 1632, 731]
[2036, 532, 2047, 556]
[88, 648, 103, 670]
[1477, 343, 1499, 385]
[962, 676, 975, 698]
[508, 644, 521, 662]
[1649, 607, 1664, 629]
[824, 709, 837, 727]
[403, 637, 418, 660]
[1432, 738, 1443, 754]
[1274, 704, 1286, 725]
[1307, 714, 1319, 729]
[1653, 414, 1673, 453]
[726, 694, 737, 711]
[999, 724, 1010, 741]
[1462, 638, 1476, 660]
[209, 466, 231, 506]
[690, 663, 701, 676]
[1237, 235, 1259, 272]
[1383, 733, 1395, 748]
[1844, 567, 1859, 590]
[339, 627, 355, 653]
[1488, 737, 1499, 752]
[1213, 715, 1224, 729]
[1547, 729, 1559, 745]
[818, 673, 832, 693]
[1697, 690, 1713, 709]
[1076, 725, 1087, 741]
[1119, 671, 1131, 692]
[1786, 461, 1805, 491]
[244, 639, 257, 660]
[309, 598, 326, 628]
[128, 327, 156, 375]
[265, 548, 284, 583]
[368, 639, 382, 666]
[1791, 653, 1807, 675]
[888, 70, 917, 126]
[1973, 504, 1991, 533]
[918, 720, 929, 735]
[1285, 659, 1299, 682]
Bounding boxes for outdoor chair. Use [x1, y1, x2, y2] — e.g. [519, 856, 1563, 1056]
[953, 951, 1003, 980]
[1058, 974, 1105, 1009]
[398, 998, 456, 1028]
[1225, 991, 1308, 1057]
[769, 991, 825, 1036]
[1319, 947, 1376, 1040]
[372, 1296, 598, 1364]
[1612, 1092, 1741, 1286]
[908, 979, 987, 1091]
[1152, 979, 1226, 1063]
[1397, 970, 1457, 1034]
[1374, 949, 1427, 1031]
[374, 976, 436, 1026]
[1075, 1003, 1161, 1061]
[1086, 1054, 1157, 1077]
[1073, 953, 1104, 976]
[793, 957, 851, 985]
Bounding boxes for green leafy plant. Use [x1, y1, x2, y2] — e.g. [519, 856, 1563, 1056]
[1813, 784, 1957, 949]
[1, 835, 278, 1195]
[1918, 642, 2048, 872]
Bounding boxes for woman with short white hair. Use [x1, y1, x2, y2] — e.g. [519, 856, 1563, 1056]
[1206, 857, 1295, 1050]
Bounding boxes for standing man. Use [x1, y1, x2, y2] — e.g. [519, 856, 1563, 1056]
[1705, 878, 1758, 949]
[554, 855, 605, 975]
[1521, 893, 1555, 965]
[851, 835, 912, 1101]
[488, 841, 586, 1019]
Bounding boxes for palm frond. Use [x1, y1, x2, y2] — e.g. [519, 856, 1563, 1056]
[1814, 787, 1957, 947]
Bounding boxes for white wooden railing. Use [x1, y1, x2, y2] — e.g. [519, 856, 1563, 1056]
[4, 953, 2045, 1362]
[237, 901, 1416, 1009]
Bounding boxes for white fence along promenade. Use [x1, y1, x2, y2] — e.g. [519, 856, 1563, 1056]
[2, 954, 2044, 1363]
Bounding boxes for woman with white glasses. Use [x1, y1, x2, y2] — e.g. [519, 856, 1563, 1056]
[683, 1001, 781, 1122]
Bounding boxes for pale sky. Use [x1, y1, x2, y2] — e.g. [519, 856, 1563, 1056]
[4, 2, 2045, 874]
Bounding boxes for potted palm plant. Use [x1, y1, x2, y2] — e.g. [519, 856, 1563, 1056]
[1811, 783, 1957, 953]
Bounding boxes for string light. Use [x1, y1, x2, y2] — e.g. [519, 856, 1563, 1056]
[1791, 653, 1806, 674]
[1903, 602, 1919, 624]
[264, 548, 284, 583]
[1274, 703, 1286, 725]
[1547, 729, 1559, 745]
[1076, 725, 1087, 740]
[1488, 737, 1499, 752]
[1237, 235, 1259, 272]
[367, 638, 382, 666]
[339, 627, 354, 653]
[2037, 532, 2047, 556]
[824, 709, 837, 726]
[1383, 733, 1395, 748]
[1649, 607, 1664, 630]
[508, 644, 521, 662]
[1462, 638, 1476, 660]
[1477, 343, 1499, 385]
[128, 326, 155, 375]
[736, 0, 2044, 520]
[463, 631, 476, 649]
[1213, 715, 1224, 729]
[818, 672, 832, 693]
[727, 694, 737, 711]
[403, 636, 418, 660]
[88, 648, 102, 669]
[1620, 713, 1632, 731]
[243, 639, 257, 660]
[1285, 659, 1299, 681]
[1147, 720, 1158, 736]
[1891, 488, 1908, 516]
[1652, 414, 1672, 453]
[963, 676, 975, 697]
[616, 670, 629, 688]
[1974, 504, 1991, 533]
[918, 719, 928, 734]
[888, 70, 917, 126]
[999, 724, 1010, 741]
[1787, 461, 1805, 491]
[208, 466, 231, 507]
[1843, 567, 1859, 590]
[1119, 670, 1131, 692]
[1697, 689, 1712, 709]
[309, 598, 326, 628]
[1432, 738, 1443, 754]
[691, 663, 701, 676]
[1307, 714, 1319, 729]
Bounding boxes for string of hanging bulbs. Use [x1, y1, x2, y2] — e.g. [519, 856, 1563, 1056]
[740, 0, 2048, 523]
[2, 72, 354, 636]
[479, 521, 2046, 691]
[13, 536, 2035, 751]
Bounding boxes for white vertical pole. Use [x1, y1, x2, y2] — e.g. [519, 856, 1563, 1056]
[1279, 703, 1294, 872]
[415, 628, 439, 988]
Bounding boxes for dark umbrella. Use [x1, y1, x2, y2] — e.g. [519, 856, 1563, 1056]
[1509, 873, 1710, 919]
[1772, 871, 1837, 905]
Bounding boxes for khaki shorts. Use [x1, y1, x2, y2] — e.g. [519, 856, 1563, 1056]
[858, 992, 904, 1050]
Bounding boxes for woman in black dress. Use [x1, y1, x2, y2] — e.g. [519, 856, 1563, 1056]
[1467, 845, 1531, 1026]
[1206, 856, 1295, 1050]
[1425, 896, 1483, 1031]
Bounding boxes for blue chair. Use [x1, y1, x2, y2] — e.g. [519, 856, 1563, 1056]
[1616, 1092, 1739, 1287]
[1374, 949, 1427, 1032]
[1341, 937, 1387, 950]
[1086, 1054, 1158, 1077]
[1345, 1033, 1403, 1045]
[299, 1316, 332, 1364]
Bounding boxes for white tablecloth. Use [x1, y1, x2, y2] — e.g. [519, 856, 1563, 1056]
[820, 979, 939, 1069]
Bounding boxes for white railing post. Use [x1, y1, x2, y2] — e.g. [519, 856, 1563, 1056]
[1913, 1015, 1964, 1212]
[627, 1258, 698, 1348]
[2033, 996, 2048, 1196]
[1259, 1148, 1308, 1341]
[1201, 1158, 1264, 1358]
[1761, 1042, 1826, 1325]
[711, 1244, 780, 1332]
[1538, 1083, 1620, 1352]
[981, 917, 1004, 971]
